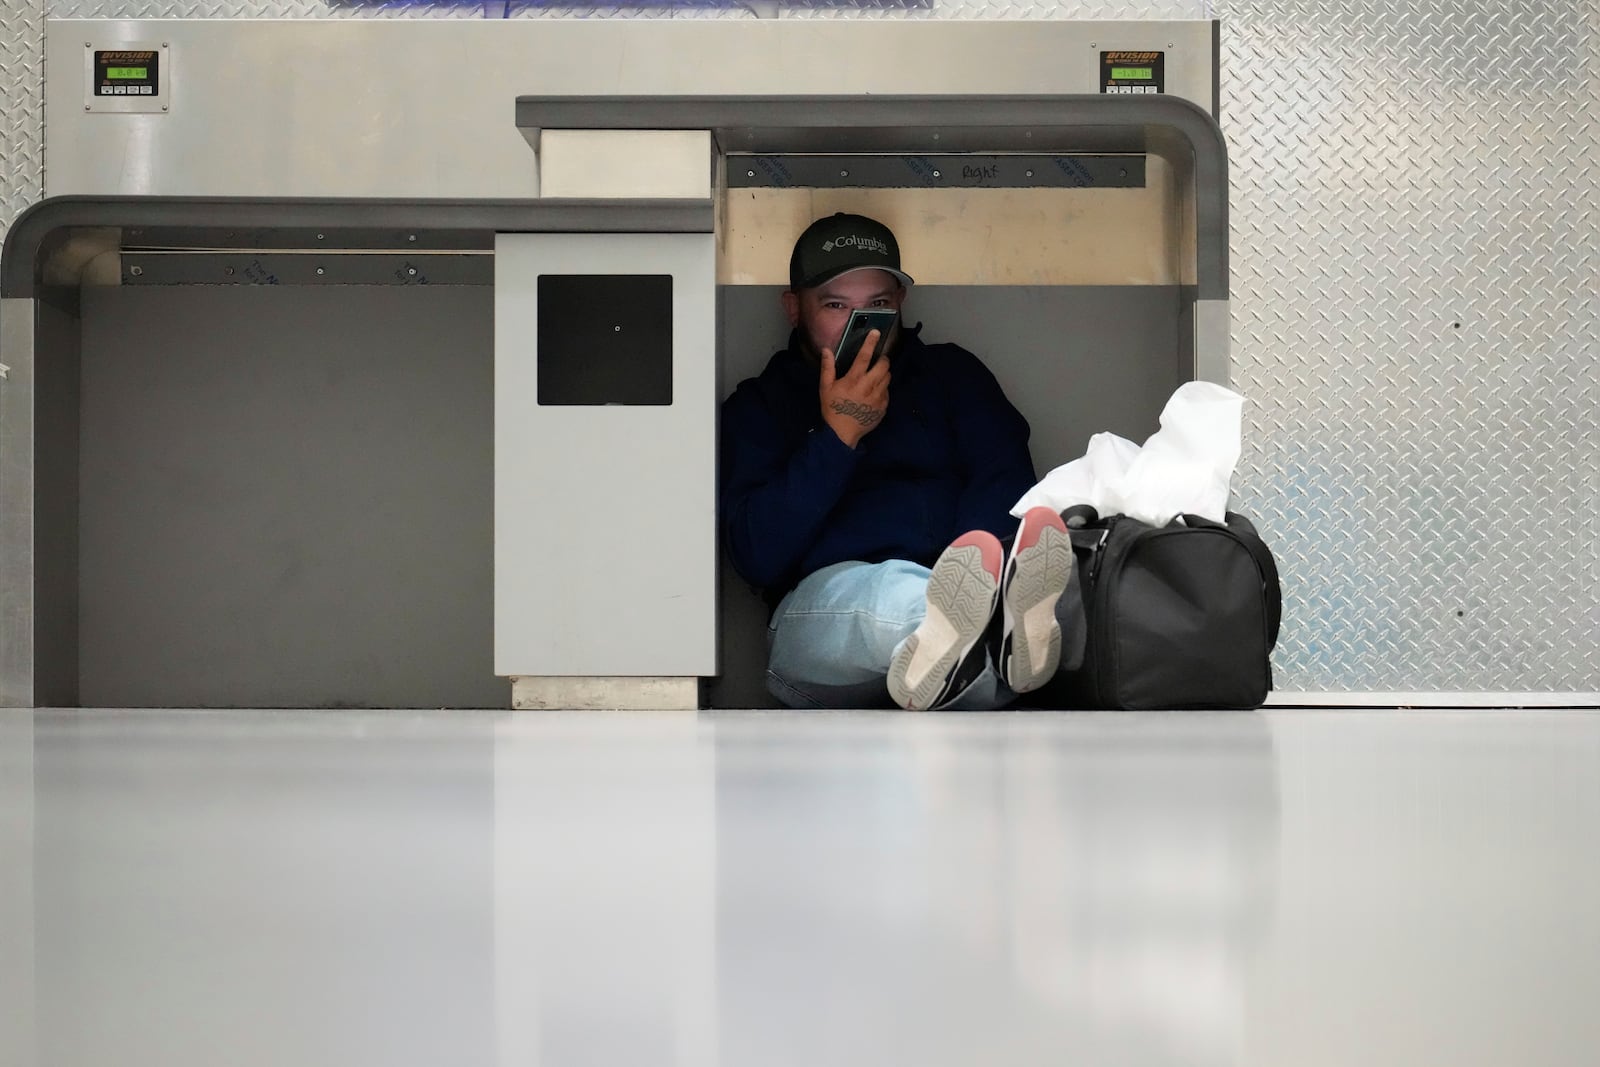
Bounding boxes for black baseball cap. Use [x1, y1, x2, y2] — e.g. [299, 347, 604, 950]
[788, 212, 915, 291]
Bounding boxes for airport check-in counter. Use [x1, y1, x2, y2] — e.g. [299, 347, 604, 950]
[0, 199, 713, 710]
[1, 21, 1226, 710]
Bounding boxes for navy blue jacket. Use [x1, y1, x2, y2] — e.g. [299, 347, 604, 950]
[720, 326, 1037, 595]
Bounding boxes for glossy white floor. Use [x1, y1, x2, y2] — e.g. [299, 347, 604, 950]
[3, 707, 1598, 1067]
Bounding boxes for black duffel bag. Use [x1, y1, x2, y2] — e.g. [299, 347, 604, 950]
[1039, 507, 1282, 710]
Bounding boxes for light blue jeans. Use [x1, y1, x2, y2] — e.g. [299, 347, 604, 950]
[765, 559, 1017, 711]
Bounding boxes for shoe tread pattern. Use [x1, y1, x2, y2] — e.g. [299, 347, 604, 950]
[888, 544, 999, 710]
[1003, 524, 1072, 693]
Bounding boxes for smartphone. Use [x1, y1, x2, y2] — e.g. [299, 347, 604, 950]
[831, 308, 899, 377]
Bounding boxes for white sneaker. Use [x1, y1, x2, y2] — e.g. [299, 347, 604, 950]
[1000, 507, 1073, 694]
[887, 530, 1003, 711]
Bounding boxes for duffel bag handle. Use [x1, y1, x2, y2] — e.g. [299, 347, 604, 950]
[1059, 504, 1100, 528]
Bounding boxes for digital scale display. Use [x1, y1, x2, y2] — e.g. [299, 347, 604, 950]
[1101, 51, 1165, 95]
[94, 50, 160, 96]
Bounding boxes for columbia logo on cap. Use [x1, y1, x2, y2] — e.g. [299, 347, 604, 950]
[822, 235, 890, 256]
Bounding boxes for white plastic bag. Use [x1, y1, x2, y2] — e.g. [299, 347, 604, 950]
[1012, 382, 1244, 525]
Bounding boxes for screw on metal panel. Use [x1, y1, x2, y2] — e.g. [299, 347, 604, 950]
[932, 170, 941, 178]
[407, 268, 417, 276]
[316, 268, 324, 276]
[840, 170, 849, 177]
[1025, 169, 1034, 178]
[613, 325, 621, 332]
[1119, 169, 1128, 178]
[408, 234, 416, 242]
[86, 42, 91, 47]
[162, 106, 168, 111]
[130, 265, 142, 277]
[746, 170, 755, 177]
[224, 266, 235, 276]
[316, 233, 325, 240]
[84, 106, 90, 111]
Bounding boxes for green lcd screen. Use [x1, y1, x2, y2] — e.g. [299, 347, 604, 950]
[1111, 67, 1154, 80]
[106, 67, 148, 79]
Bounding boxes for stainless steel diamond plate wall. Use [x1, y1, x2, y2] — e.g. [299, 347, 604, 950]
[3, 1, 1595, 696]
[0, 0, 43, 229]
[1220, 0, 1598, 695]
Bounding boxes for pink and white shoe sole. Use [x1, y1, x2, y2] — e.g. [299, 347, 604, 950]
[887, 531, 1003, 711]
[1001, 507, 1073, 694]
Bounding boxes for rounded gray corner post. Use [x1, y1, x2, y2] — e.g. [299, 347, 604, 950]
[0, 296, 39, 707]
[2, 195, 91, 299]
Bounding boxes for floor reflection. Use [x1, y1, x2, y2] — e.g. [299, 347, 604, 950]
[712, 712, 1279, 1066]
[1, 709, 35, 1067]
[32, 710, 497, 1067]
[20, 708, 1600, 1067]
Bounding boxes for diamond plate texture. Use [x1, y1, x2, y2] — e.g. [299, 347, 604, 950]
[1221, 0, 1599, 692]
[3, 0, 1595, 693]
[1, 0, 43, 231]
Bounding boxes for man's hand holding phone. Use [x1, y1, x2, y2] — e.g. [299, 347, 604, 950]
[819, 309, 897, 449]
[831, 308, 899, 378]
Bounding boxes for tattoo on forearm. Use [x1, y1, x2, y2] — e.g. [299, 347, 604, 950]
[831, 399, 883, 429]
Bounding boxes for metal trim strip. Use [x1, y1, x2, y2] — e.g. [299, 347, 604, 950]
[1, 197, 714, 298]
[1268, 693, 1600, 709]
